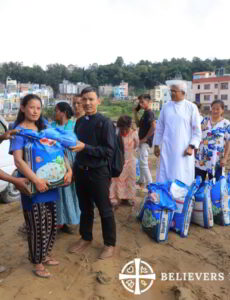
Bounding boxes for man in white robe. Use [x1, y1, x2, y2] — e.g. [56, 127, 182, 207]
[154, 81, 202, 186]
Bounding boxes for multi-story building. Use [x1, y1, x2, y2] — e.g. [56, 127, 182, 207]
[99, 85, 113, 97]
[113, 81, 129, 100]
[59, 80, 90, 95]
[192, 71, 230, 110]
[149, 84, 171, 110]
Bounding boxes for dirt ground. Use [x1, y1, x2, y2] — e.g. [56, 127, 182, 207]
[0, 155, 230, 300]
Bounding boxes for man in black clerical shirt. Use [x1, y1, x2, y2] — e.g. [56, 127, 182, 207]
[69, 87, 116, 259]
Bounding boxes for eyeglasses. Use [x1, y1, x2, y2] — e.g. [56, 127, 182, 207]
[170, 89, 181, 94]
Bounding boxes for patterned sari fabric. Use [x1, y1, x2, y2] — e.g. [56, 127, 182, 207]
[110, 130, 139, 203]
[195, 117, 230, 173]
[23, 202, 57, 264]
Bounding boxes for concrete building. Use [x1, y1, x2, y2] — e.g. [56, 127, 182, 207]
[113, 81, 129, 100]
[192, 71, 230, 110]
[59, 80, 90, 95]
[149, 85, 171, 110]
[6, 77, 17, 93]
[99, 85, 113, 97]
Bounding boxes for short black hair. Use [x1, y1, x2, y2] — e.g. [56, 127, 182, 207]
[73, 94, 81, 98]
[117, 115, 132, 129]
[139, 94, 152, 102]
[211, 100, 225, 110]
[81, 87, 99, 98]
[56, 102, 74, 119]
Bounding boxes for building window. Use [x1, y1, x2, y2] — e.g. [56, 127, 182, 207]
[198, 85, 200, 89]
[204, 84, 210, 90]
[214, 83, 218, 89]
[221, 82, 228, 89]
[225, 105, 228, 110]
[221, 94, 228, 100]
[214, 95, 218, 100]
[204, 95, 210, 101]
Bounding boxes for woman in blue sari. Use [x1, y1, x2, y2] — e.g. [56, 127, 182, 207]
[51, 102, 81, 233]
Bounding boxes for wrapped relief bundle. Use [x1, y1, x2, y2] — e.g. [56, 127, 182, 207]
[192, 180, 213, 228]
[170, 177, 201, 237]
[211, 170, 230, 226]
[17, 128, 76, 194]
[140, 182, 176, 242]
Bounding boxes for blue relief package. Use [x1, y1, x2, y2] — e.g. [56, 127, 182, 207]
[39, 127, 78, 148]
[140, 182, 176, 242]
[170, 177, 201, 237]
[211, 172, 230, 226]
[17, 129, 68, 194]
[192, 180, 213, 228]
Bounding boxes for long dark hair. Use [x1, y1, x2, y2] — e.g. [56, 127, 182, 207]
[14, 94, 46, 131]
[56, 102, 73, 119]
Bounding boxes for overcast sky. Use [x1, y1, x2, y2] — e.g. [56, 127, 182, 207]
[0, 0, 229, 69]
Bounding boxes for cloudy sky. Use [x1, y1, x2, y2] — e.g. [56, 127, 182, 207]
[0, 0, 229, 68]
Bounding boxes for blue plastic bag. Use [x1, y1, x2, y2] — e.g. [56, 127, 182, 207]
[192, 180, 213, 228]
[211, 172, 230, 226]
[42, 127, 78, 148]
[170, 177, 201, 237]
[147, 182, 176, 211]
[136, 158, 140, 181]
[140, 182, 176, 242]
[141, 200, 174, 242]
[17, 128, 78, 148]
[17, 129, 67, 194]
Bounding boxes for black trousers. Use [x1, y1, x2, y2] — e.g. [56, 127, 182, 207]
[195, 167, 222, 182]
[75, 166, 116, 246]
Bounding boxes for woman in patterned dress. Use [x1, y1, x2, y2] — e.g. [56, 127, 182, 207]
[195, 100, 230, 182]
[110, 115, 139, 207]
[10, 94, 72, 278]
[51, 102, 81, 233]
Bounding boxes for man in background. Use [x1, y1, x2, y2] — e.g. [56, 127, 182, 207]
[134, 94, 156, 190]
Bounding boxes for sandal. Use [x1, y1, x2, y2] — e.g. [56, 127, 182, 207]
[33, 269, 51, 278]
[43, 257, 59, 266]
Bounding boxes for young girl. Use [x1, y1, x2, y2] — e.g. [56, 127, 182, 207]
[109, 115, 139, 207]
[10, 94, 72, 278]
[51, 102, 81, 234]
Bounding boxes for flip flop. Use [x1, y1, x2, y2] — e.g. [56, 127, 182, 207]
[33, 269, 51, 278]
[43, 257, 59, 266]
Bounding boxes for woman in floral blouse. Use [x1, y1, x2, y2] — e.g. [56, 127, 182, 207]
[195, 100, 230, 182]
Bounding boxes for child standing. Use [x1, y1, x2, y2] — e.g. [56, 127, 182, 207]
[109, 116, 139, 207]
[10, 94, 72, 278]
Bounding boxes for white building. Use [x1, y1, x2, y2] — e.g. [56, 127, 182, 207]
[59, 80, 90, 95]
[192, 71, 230, 110]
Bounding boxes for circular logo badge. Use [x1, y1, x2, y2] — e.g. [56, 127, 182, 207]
[119, 258, 156, 295]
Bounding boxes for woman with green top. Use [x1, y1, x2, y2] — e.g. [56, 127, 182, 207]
[51, 102, 81, 233]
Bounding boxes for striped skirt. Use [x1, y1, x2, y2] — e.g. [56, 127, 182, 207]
[23, 202, 57, 264]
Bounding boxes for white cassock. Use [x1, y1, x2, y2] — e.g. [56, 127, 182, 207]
[154, 99, 202, 186]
